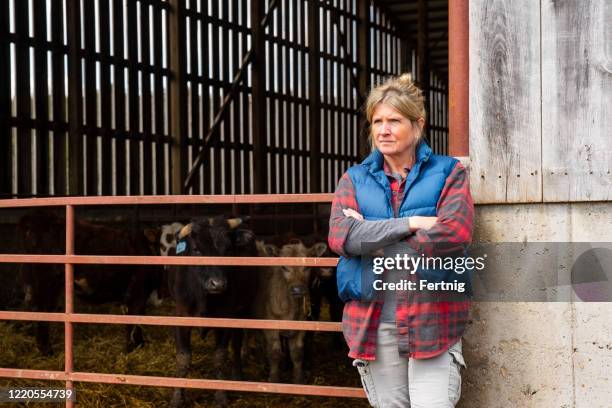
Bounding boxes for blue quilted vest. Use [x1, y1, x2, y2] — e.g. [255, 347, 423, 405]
[336, 141, 465, 302]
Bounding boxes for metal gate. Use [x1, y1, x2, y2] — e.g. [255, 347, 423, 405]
[0, 194, 365, 407]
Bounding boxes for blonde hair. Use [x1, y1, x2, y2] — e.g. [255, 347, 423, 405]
[365, 73, 426, 149]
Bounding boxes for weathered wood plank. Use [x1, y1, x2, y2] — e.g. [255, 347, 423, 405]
[541, 0, 612, 201]
[469, 0, 542, 203]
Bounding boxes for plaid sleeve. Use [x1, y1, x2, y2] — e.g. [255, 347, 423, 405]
[407, 161, 474, 255]
[328, 172, 360, 258]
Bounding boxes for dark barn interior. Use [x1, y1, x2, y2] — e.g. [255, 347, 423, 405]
[0, 0, 449, 199]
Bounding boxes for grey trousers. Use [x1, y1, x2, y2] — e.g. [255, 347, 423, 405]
[353, 322, 466, 408]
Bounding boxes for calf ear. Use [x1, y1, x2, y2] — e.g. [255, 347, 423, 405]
[256, 240, 279, 256]
[143, 228, 159, 243]
[227, 218, 242, 229]
[308, 242, 328, 257]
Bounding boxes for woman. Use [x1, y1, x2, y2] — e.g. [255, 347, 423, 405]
[328, 73, 474, 407]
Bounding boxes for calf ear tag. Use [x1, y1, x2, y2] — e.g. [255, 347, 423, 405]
[176, 240, 187, 255]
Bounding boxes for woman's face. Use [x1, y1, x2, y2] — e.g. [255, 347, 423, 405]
[371, 103, 423, 158]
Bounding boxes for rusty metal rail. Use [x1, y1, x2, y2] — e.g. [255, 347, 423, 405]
[0, 194, 366, 406]
[0, 193, 334, 207]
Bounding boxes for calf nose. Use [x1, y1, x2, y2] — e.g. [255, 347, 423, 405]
[290, 285, 306, 298]
[206, 277, 227, 293]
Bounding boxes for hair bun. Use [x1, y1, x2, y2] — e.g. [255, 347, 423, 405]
[397, 73, 414, 87]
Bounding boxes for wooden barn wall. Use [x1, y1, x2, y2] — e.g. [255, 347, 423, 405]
[469, 0, 611, 204]
[541, 0, 612, 202]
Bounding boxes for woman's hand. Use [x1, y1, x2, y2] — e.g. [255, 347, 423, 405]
[408, 216, 438, 232]
[342, 208, 364, 222]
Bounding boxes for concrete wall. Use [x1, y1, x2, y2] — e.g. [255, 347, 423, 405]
[461, 203, 612, 408]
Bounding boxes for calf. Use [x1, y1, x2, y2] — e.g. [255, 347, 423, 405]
[17, 210, 163, 355]
[168, 216, 256, 408]
[254, 241, 327, 383]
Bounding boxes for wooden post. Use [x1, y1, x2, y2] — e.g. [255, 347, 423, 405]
[251, 0, 268, 194]
[417, 0, 429, 92]
[168, 0, 187, 194]
[448, 0, 469, 157]
[307, 0, 321, 193]
[357, 0, 370, 159]
[66, 0, 83, 196]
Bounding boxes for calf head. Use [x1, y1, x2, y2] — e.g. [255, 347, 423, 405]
[159, 222, 185, 257]
[257, 241, 328, 298]
[175, 217, 243, 294]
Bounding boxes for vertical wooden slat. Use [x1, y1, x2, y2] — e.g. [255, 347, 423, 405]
[169, 0, 186, 194]
[269, 44, 278, 192]
[357, 0, 369, 159]
[127, 1, 140, 194]
[242, 0, 251, 194]
[211, 0, 222, 194]
[188, 3, 200, 193]
[113, 0, 127, 195]
[33, 0, 50, 196]
[329, 7, 335, 193]
[417, 0, 429, 97]
[67, 0, 83, 196]
[278, 0, 286, 193]
[0, 0, 11, 196]
[251, 0, 267, 193]
[50, 0, 67, 196]
[83, 0, 97, 195]
[99, 0, 112, 195]
[299, 0, 307, 194]
[308, 0, 320, 193]
[291, 0, 298, 193]
[15, 0, 32, 196]
[222, 1, 231, 195]
[201, 1, 211, 193]
[141, 2, 153, 195]
[153, 4, 165, 195]
[232, 0, 241, 194]
[285, 0, 292, 193]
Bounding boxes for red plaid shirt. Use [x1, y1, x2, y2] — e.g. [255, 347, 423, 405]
[328, 161, 474, 360]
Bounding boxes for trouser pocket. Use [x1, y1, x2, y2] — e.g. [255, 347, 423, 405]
[447, 340, 466, 406]
[353, 359, 379, 407]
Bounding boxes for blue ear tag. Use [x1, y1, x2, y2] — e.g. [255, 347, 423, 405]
[176, 241, 187, 255]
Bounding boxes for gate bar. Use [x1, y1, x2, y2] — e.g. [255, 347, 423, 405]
[0, 368, 364, 398]
[0, 254, 338, 267]
[0, 193, 334, 208]
[0, 311, 343, 331]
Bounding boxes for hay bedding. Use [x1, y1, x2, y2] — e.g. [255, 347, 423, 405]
[0, 301, 368, 407]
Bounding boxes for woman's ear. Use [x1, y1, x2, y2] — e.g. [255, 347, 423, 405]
[416, 117, 425, 132]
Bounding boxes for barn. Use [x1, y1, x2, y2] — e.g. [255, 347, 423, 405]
[1, 0, 610, 406]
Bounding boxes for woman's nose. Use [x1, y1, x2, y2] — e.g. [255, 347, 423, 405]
[378, 122, 391, 134]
